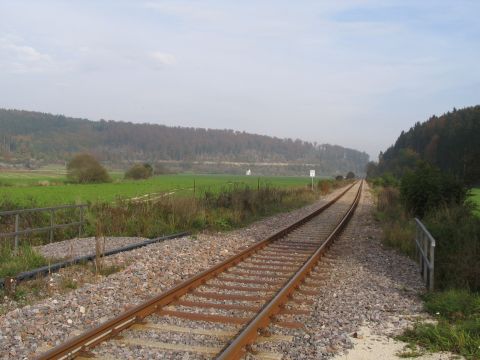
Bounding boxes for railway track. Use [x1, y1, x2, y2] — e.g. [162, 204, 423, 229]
[38, 181, 363, 360]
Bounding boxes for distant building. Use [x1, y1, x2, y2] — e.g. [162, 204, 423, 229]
[246, 169, 252, 176]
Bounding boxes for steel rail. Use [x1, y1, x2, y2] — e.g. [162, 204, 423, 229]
[36, 182, 357, 360]
[217, 180, 363, 359]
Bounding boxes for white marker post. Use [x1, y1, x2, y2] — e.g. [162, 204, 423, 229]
[310, 169, 315, 191]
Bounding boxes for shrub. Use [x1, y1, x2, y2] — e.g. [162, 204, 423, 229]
[370, 173, 399, 188]
[125, 163, 153, 180]
[424, 204, 480, 291]
[335, 175, 344, 181]
[400, 162, 466, 218]
[346, 171, 355, 179]
[317, 179, 332, 195]
[67, 153, 111, 184]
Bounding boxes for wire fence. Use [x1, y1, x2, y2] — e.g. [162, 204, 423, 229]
[0, 204, 87, 253]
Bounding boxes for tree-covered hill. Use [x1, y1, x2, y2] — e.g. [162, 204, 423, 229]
[370, 106, 480, 185]
[0, 109, 369, 175]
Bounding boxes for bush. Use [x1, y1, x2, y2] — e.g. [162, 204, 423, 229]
[400, 162, 466, 218]
[317, 179, 332, 195]
[67, 154, 111, 184]
[335, 175, 344, 181]
[346, 171, 355, 179]
[125, 163, 153, 180]
[424, 204, 480, 291]
[370, 173, 399, 188]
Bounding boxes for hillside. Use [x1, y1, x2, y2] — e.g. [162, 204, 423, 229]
[371, 105, 480, 185]
[0, 109, 368, 176]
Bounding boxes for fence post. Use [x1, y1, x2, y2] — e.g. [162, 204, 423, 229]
[429, 241, 435, 291]
[49, 209, 54, 243]
[14, 213, 19, 255]
[423, 232, 428, 283]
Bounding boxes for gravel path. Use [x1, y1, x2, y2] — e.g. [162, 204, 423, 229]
[0, 186, 346, 359]
[35, 236, 149, 260]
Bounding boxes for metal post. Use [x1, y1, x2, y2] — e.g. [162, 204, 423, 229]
[49, 209, 54, 244]
[422, 232, 428, 283]
[429, 241, 435, 291]
[415, 224, 419, 264]
[14, 213, 19, 255]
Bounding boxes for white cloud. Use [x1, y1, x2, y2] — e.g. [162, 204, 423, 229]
[150, 51, 176, 66]
[0, 36, 53, 73]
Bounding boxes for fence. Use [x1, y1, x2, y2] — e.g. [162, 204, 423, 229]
[0, 204, 87, 253]
[414, 218, 436, 291]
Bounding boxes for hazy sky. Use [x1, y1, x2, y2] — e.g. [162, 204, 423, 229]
[1, 1, 479, 160]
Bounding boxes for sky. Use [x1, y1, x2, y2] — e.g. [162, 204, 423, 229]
[1, 1, 479, 160]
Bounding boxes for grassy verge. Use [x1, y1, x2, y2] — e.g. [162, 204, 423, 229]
[0, 244, 49, 279]
[372, 186, 416, 257]
[398, 290, 480, 359]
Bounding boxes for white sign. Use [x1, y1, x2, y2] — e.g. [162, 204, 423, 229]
[309, 170, 315, 177]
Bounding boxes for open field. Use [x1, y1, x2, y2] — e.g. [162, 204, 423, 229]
[0, 171, 317, 206]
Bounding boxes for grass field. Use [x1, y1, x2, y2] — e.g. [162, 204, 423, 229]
[0, 171, 315, 206]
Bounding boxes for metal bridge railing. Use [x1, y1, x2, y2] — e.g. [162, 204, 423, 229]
[0, 204, 87, 253]
[414, 218, 436, 291]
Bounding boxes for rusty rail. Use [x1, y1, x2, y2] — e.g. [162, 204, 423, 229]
[217, 180, 362, 359]
[36, 182, 359, 360]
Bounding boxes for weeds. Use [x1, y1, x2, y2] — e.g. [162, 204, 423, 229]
[374, 186, 416, 257]
[91, 186, 318, 237]
[59, 277, 78, 290]
[96, 264, 124, 277]
[0, 244, 48, 279]
[398, 290, 480, 359]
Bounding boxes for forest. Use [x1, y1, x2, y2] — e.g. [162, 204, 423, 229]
[368, 106, 480, 185]
[0, 109, 369, 176]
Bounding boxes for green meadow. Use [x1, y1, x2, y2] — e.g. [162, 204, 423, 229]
[0, 171, 315, 206]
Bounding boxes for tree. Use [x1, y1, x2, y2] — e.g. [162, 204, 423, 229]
[346, 171, 355, 179]
[125, 163, 153, 180]
[400, 162, 466, 218]
[335, 175, 344, 181]
[67, 153, 111, 183]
